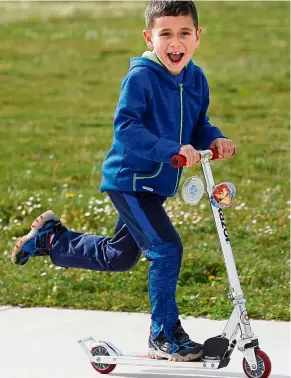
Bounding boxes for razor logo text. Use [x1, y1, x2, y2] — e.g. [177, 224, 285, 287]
[218, 209, 229, 242]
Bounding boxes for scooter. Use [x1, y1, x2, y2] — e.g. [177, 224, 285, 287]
[78, 148, 272, 378]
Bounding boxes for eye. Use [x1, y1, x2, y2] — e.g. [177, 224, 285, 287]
[181, 31, 190, 36]
[160, 32, 170, 37]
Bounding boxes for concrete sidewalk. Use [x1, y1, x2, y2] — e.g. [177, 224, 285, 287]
[0, 307, 290, 378]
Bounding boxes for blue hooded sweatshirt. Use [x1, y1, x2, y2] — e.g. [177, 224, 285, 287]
[100, 53, 225, 197]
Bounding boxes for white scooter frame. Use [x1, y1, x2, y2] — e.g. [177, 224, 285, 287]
[79, 149, 271, 378]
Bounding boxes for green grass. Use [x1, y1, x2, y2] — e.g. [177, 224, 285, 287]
[0, 2, 289, 320]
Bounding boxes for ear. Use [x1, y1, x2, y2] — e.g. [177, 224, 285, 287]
[194, 27, 202, 48]
[143, 30, 154, 49]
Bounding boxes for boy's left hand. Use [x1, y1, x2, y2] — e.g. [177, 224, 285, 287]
[209, 138, 234, 159]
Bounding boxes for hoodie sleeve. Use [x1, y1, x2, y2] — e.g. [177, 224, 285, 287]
[191, 73, 226, 150]
[114, 70, 182, 162]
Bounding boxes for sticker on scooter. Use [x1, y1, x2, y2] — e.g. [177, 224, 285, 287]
[211, 182, 236, 208]
[182, 176, 205, 205]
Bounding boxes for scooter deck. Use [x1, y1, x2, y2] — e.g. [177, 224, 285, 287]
[89, 354, 219, 369]
[78, 337, 220, 370]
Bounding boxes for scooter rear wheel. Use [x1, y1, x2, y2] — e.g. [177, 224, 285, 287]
[91, 346, 116, 374]
[243, 349, 271, 378]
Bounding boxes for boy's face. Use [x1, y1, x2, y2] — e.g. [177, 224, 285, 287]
[143, 15, 201, 76]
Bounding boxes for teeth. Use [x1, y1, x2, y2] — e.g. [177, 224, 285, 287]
[172, 52, 181, 55]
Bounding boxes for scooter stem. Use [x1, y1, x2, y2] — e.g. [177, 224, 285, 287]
[200, 153, 255, 340]
[201, 153, 243, 298]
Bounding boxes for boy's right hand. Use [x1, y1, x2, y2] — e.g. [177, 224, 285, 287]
[178, 145, 200, 168]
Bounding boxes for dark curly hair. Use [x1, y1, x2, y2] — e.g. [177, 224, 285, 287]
[145, 1, 198, 30]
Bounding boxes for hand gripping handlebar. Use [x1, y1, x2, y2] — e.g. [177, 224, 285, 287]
[170, 147, 235, 168]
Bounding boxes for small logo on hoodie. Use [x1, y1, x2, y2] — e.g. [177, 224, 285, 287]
[142, 186, 154, 192]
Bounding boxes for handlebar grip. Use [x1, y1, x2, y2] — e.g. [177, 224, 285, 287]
[170, 147, 235, 168]
[170, 155, 187, 168]
[209, 147, 220, 160]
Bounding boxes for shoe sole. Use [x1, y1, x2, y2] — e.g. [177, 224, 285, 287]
[11, 210, 60, 265]
[148, 347, 203, 362]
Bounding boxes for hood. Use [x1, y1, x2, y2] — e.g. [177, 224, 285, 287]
[129, 51, 196, 90]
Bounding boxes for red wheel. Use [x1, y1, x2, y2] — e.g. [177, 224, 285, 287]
[91, 346, 116, 374]
[243, 349, 271, 378]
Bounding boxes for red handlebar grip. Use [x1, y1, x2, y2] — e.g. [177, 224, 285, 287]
[209, 147, 220, 160]
[170, 155, 187, 168]
[170, 147, 236, 167]
[209, 147, 236, 160]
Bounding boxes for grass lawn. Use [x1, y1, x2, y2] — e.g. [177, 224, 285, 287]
[0, 1, 289, 320]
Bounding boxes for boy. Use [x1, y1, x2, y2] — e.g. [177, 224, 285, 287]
[11, 1, 234, 362]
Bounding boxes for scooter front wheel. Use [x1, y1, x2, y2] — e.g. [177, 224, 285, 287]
[243, 349, 271, 378]
[91, 346, 116, 374]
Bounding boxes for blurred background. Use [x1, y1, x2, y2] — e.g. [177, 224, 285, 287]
[0, 1, 289, 321]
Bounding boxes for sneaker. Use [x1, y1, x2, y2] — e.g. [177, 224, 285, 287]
[11, 210, 62, 266]
[148, 330, 202, 362]
[174, 319, 203, 357]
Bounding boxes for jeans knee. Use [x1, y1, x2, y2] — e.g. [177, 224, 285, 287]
[113, 259, 138, 272]
[146, 240, 183, 262]
[108, 249, 141, 272]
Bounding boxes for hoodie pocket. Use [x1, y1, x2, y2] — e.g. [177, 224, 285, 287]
[133, 163, 164, 192]
[123, 150, 154, 174]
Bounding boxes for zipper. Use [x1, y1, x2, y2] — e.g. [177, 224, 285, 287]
[172, 83, 184, 195]
[179, 83, 183, 143]
[133, 163, 164, 191]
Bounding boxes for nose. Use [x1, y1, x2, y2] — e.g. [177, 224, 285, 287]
[170, 36, 181, 48]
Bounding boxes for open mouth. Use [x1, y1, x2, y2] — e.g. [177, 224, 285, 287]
[167, 52, 184, 63]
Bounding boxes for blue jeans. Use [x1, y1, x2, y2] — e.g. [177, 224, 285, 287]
[51, 191, 183, 340]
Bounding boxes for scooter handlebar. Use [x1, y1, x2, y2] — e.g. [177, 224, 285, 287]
[170, 147, 235, 168]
